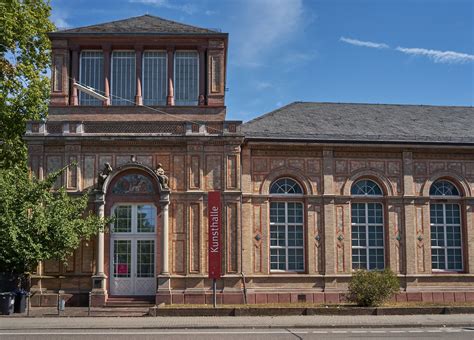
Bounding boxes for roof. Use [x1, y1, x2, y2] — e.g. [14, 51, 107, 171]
[242, 102, 474, 145]
[52, 14, 223, 35]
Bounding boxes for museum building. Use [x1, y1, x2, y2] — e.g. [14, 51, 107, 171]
[25, 15, 474, 307]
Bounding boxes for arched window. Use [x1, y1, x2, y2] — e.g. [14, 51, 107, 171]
[429, 180, 460, 196]
[351, 179, 383, 196]
[351, 179, 384, 270]
[269, 178, 304, 272]
[430, 180, 462, 271]
[270, 178, 304, 194]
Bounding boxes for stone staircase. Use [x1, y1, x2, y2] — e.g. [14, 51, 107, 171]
[105, 296, 156, 308]
[88, 296, 156, 316]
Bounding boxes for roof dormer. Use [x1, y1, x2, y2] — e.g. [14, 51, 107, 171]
[48, 15, 227, 109]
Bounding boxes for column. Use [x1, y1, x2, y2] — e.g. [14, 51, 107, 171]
[70, 48, 79, 106]
[198, 46, 206, 105]
[166, 47, 174, 106]
[91, 193, 107, 306]
[97, 202, 105, 276]
[93, 193, 106, 286]
[103, 45, 111, 106]
[161, 201, 170, 274]
[135, 46, 143, 105]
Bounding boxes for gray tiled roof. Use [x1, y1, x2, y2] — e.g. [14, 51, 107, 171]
[242, 102, 474, 144]
[53, 14, 222, 35]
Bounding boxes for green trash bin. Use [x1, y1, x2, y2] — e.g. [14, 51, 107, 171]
[0, 293, 15, 315]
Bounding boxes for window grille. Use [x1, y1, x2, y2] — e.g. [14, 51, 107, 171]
[430, 203, 462, 271]
[79, 51, 104, 105]
[269, 177, 304, 272]
[350, 179, 385, 270]
[143, 51, 167, 105]
[351, 179, 383, 196]
[270, 178, 303, 194]
[270, 202, 304, 271]
[351, 202, 385, 270]
[174, 51, 198, 106]
[111, 51, 136, 105]
[430, 180, 463, 271]
[429, 180, 460, 196]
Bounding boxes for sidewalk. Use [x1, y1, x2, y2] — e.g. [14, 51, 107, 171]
[1, 312, 474, 330]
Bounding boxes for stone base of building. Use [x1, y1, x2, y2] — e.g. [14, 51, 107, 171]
[30, 292, 90, 307]
[29, 290, 474, 307]
[156, 290, 474, 306]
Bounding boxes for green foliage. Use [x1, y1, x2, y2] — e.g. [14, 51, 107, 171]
[348, 269, 400, 307]
[0, 165, 106, 274]
[0, 0, 55, 169]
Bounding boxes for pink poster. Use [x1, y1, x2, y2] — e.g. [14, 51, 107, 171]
[117, 263, 128, 274]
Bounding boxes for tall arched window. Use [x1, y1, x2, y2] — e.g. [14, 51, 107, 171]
[430, 180, 463, 271]
[269, 178, 304, 272]
[351, 179, 384, 270]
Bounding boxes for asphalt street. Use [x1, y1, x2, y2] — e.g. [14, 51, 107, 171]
[1, 327, 474, 340]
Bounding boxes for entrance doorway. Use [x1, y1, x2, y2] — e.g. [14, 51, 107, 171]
[110, 204, 157, 295]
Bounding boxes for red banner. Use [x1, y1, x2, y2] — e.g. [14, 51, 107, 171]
[208, 191, 222, 279]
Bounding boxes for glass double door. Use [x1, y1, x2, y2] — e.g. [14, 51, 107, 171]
[110, 204, 157, 296]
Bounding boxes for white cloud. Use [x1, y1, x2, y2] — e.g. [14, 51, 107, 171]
[280, 50, 317, 65]
[340, 37, 389, 49]
[50, 8, 70, 29]
[233, 0, 306, 67]
[129, 0, 196, 15]
[256, 81, 272, 90]
[205, 10, 217, 16]
[396, 46, 474, 64]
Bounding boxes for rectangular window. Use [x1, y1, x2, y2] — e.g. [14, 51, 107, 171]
[79, 51, 104, 105]
[137, 205, 155, 233]
[113, 240, 131, 278]
[114, 205, 132, 233]
[111, 51, 136, 105]
[143, 51, 167, 105]
[430, 203, 462, 271]
[137, 240, 155, 278]
[351, 202, 384, 270]
[270, 202, 304, 271]
[174, 51, 198, 106]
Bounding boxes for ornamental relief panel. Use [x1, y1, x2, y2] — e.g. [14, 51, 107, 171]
[270, 159, 285, 170]
[335, 160, 348, 175]
[250, 156, 323, 194]
[410, 160, 473, 196]
[333, 159, 402, 196]
[288, 159, 305, 170]
[466, 163, 474, 178]
[111, 174, 154, 194]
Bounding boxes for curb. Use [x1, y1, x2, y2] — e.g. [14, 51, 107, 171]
[149, 306, 474, 317]
[1, 323, 474, 331]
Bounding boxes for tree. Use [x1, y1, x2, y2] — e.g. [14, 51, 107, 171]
[0, 165, 106, 274]
[0, 0, 55, 169]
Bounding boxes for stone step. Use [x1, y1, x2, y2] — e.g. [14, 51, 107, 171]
[105, 296, 155, 308]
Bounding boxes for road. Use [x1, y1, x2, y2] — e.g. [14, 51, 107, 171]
[1, 327, 474, 339]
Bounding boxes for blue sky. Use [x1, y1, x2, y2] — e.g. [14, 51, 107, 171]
[51, 0, 474, 121]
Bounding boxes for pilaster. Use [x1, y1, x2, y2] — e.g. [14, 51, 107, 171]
[70, 47, 79, 106]
[166, 47, 175, 106]
[135, 46, 143, 106]
[102, 44, 111, 106]
[322, 149, 335, 279]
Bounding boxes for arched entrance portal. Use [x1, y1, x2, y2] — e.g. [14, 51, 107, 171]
[92, 160, 170, 302]
[107, 172, 159, 295]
